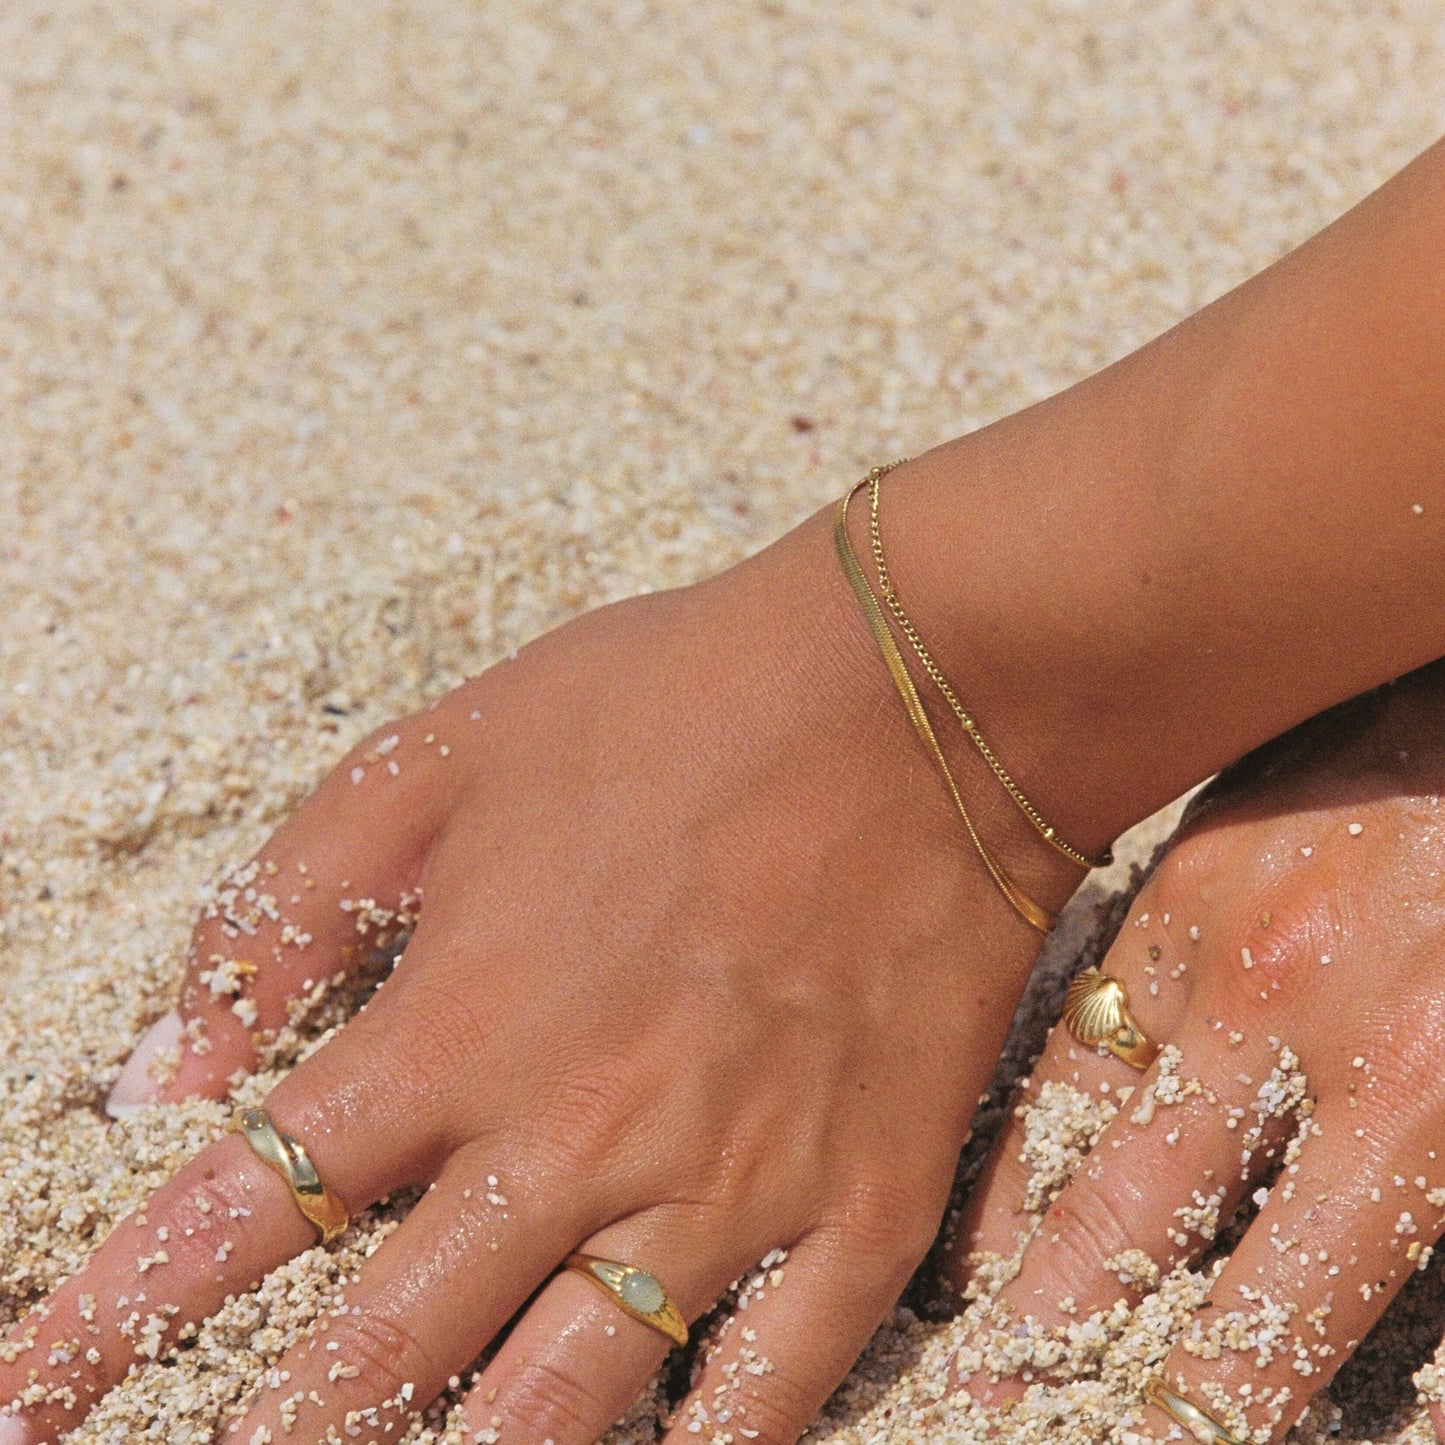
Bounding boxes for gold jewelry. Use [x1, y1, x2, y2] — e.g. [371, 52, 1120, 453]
[564, 1253, 688, 1347]
[1143, 1376, 1248, 1445]
[230, 1106, 349, 1246]
[1062, 967, 1160, 1071]
[864, 462, 1112, 870]
[835, 475, 1055, 933]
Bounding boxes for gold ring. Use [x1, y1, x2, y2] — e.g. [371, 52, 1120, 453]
[1143, 1376, 1247, 1445]
[1062, 966, 1160, 1071]
[564, 1253, 688, 1347]
[230, 1106, 350, 1246]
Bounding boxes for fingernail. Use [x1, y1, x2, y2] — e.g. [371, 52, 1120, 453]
[106, 1008, 183, 1117]
[0, 1410, 32, 1444]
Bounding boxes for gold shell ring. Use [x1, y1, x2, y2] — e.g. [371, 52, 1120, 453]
[1062, 966, 1160, 1071]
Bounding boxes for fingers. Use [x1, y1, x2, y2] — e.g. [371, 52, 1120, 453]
[455, 1209, 763, 1445]
[0, 967, 477, 1443]
[950, 1021, 1300, 1404]
[944, 1000, 1162, 1295]
[659, 1219, 930, 1445]
[219, 1143, 621, 1445]
[0, 1132, 316, 1443]
[946, 911, 1198, 1296]
[1140, 1096, 1445, 1443]
[107, 709, 463, 1113]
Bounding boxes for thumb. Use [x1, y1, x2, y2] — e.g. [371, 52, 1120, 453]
[107, 709, 465, 1113]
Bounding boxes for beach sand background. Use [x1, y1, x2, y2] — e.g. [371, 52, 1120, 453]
[4, 2, 1445, 1440]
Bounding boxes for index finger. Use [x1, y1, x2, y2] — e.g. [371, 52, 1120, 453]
[107, 706, 462, 1114]
[0, 962, 453, 1445]
[0, 1133, 314, 1445]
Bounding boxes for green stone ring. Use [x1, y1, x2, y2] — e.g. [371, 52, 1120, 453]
[564, 1252, 688, 1346]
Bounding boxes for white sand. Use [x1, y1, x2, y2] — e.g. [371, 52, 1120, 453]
[4, 2, 1445, 1440]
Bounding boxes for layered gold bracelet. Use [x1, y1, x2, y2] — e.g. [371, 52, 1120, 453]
[834, 460, 1107, 933]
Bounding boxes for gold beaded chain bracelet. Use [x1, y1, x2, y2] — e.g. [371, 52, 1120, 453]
[833, 461, 1108, 934]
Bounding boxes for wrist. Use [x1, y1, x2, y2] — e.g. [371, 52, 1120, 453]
[850, 339, 1239, 858]
[705, 480, 1102, 924]
[864, 146, 1445, 856]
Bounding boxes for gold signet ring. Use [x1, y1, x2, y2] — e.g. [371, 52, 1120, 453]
[230, 1106, 350, 1246]
[1143, 1376, 1248, 1445]
[564, 1253, 688, 1347]
[1062, 966, 1160, 1071]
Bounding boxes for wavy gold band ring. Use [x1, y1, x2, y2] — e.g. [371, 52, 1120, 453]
[230, 1106, 350, 1246]
[1062, 966, 1160, 1071]
[564, 1253, 688, 1347]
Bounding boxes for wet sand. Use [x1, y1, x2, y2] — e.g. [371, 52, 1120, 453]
[4, 2, 1445, 1439]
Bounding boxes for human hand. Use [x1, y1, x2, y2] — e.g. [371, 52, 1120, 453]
[947, 664, 1445, 1442]
[0, 502, 1075, 1445]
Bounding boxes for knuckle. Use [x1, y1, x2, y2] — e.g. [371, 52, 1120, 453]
[1218, 895, 1344, 1016]
[826, 1174, 942, 1271]
[0, 1171, 276, 1424]
[1034, 1184, 1139, 1296]
[162, 1169, 265, 1270]
[533, 1065, 655, 1174]
[1349, 1007, 1445, 1131]
[500, 1357, 612, 1439]
[704, 1367, 818, 1445]
[321, 1301, 439, 1394]
[0, 1311, 108, 1430]
[392, 977, 494, 1065]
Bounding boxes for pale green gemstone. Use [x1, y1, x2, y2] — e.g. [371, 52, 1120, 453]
[618, 1270, 665, 1315]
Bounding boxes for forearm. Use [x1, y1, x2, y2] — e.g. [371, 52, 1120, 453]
[864, 134, 1445, 856]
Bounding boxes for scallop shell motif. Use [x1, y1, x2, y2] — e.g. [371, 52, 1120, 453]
[1062, 967, 1130, 1047]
